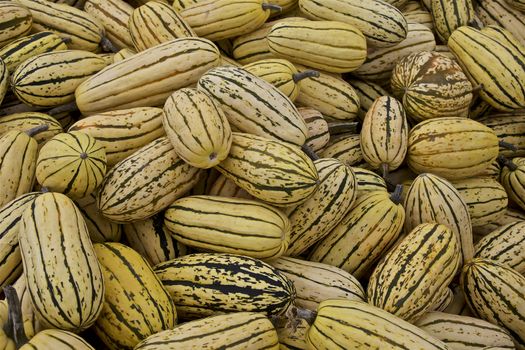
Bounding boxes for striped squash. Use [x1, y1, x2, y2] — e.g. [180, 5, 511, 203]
[391, 51, 473, 122]
[179, 0, 275, 41]
[295, 65, 360, 121]
[461, 258, 525, 348]
[12, 275, 37, 339]
[68, 107, 165, 167]
[0, 2, 32, 47]
[0, 113, 62, 145]
[431, 0, 475, 42]
[404, 8, 434, 29]
[298, 107, 329, 153]
[189, 168, 220, 196]
[276, 317, 309, 350]
[243, 59, 318, 102]
[404, 173, 474, 264]
[407, 117, 499, 180]
[135, 313, 279, 350]
[0, 192, 40, 289]
[268, 257, 365, 310]
[353, 167, 387, 198]
[309, 190, 405, 279]
[475, 221, 525, 275]
[97, 137, 201, 223]
[19, 192, 104, 332]
[306, 299, 449, 349]
[113, 47, 136, 62]
[506, 0, 525, 11]
[451, 177, 508, 227]
[474, 208, 525, 238]
[197, 66, 307, 146]
[123, 213, 187, 266]
[500, 157, 525, 211]
[346, 78, 390, 120]
[360, 96, 408, 175]
[0, 59, 7, 106]
[267, 20, 367, 73]
[74, 194, 122, 243]
[155, 253, 295, 319]
[479, 113, 525, 157]
[11, 50, 108, 108]
[298, 0, 407, 47]
[98, 53, 114, 66]
[354, 23, 436, 81]
[19, 330, 95, 350]
[415, 311, 515, 350]
[129, 1, 195, 51]
[0, 129, 40, 208]
[431, 287, 454, 312]
[163, 88, 232, 169]
[164, 195, 291, 259]
[84, 0, 134, 49]
[448, 26, 525, 111]
[216, 133, 318, 206]
[15, 0, 104, 52]
[75, 37, 220, 116]
[477, 0, 525, 47]
[0, 32, 67, 73]
[285, 158, 357, 256]
[207, 174, 253, 199]
[93, 243, 177, 350]
[367, 223, 461, 323]
[470, 96, 494, 120]
[320, 134, 367, 168]
[36, 131, 106, 199]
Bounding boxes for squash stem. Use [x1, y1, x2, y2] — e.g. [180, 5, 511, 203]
[293, 70, 320, 83]
[301, 144, 320, 161]
[25, 124, 49, 137]
[48, 101, 78, 116]
[497, 155, 518, 171]
[390, 184, 403, 204]
[327, 121, 360, 136]
[3, 286, 28, 349]
[382, 163, 389, 179]
[262, 3, 282, 12]
[100, 36, 119, 53]
[499, 140, 517, 152]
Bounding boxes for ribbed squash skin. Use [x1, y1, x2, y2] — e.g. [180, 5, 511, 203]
[353, 167, 388, 198]
[320, 134, 367, 167]
[134, 312, 279, 350]
[19, 192, 104, 332]
[0, 112, 62, 145]
[298, 107, 329, 152]
[19, 329, 95, 350]
[500, 157, 525, 212]
[479, 113, 525, 157]
[154, 253, 296, 319]
[431, 0, 475, 42]
[477, 0, 525, 47]
[74, 194, 122, 243]
[0, 2, 32, 47]
[93, 243, 177, 350]
[84, 0, 134, 49]
[367, 223, 461, 323]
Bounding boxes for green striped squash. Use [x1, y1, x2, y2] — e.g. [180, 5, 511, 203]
[415, 312, 515, 350]
[154, 253, 296, 319]
[404, 173, 473, 264]
[268, 257, 365, 310]
[360, 96, 408, 174]
[19, 192, 104, 332]
[123, 213, 188, 267]
[354, 23, 436, 81]
[431, 0, 475, 42]
[285, 158, 357, 256]
[15, 0, 104, 52]
[448, 26, 525, 111]
[97, 137, 201, 222]
[0, 112, 62, 145]
[135, 312, 279, 350]
[407, 117, 499, 180]
[309, 190, 405, 279]
[298, 0, 407, 47]
[75, 37, 220, 116]
[19, 330, 95, 350]
[0, 130, 39, 208]
[164, 195, 291, 259]
[306, 299, 449, 349]
[500, 157, 525, 212]
[197, 66, 307, 146]
[267, 20, 367, 73]
[216, 133, 318, 206]
[0, 31, 67, 73]
[11, 50, 108, 108]
[207, 174, 253, 199]
[295, 65, 360, 121]
[431, 287, 454, 312]
[163, 88, 232, 169]
[367, 223, 461, 323]
[93, 242, 177, 350]
[320, 134, 367, 167]
[346, 78, 390, 120]
[68, 107, 165, 167]
[0, 192, 40, 289]
[477, 0, 525, 47]
[475, 221, 525, 275]
[298, 107, 329, 152]
[451, 177, 508, 227]
[461, 258, 525, 348]
[74, 194, 122, 243]
[391, 51, 473, 122]
[479, 113, 525, 157]
[129, 0, 195, 51]
[0, 2, 32, 47]
[178, 0, 273, 41]
[353, 167, 387, 198]
[36, 131, 107, 199]
[84, 0, 134, 49]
